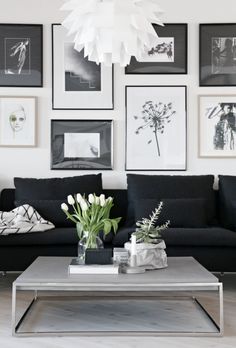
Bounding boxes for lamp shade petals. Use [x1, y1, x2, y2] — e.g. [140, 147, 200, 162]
[61, 0, 164, 66]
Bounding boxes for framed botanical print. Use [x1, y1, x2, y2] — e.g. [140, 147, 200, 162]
[0, 24, 43, 87]
[52, 24, 114, 110]
[51, 120, 113, 170]
[200, 24, 236, 86]
[0, 96, 36, 147]
[199, 95, 236, 157]
[125, 86, 187, 171]
[125, 24, 188, 74]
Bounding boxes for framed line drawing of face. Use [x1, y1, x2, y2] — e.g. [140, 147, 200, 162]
[199, 95, 236, 157]
[200, 24, 236, 86]
[0, 24, 43, 87]
[51, 120, 113, 170]
[52, 24, 114, 110]
[125, 24, 188, 74]
[0, 96, 36, 147]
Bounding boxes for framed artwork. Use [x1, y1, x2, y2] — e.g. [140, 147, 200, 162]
[0, 96, 36, 147]
[125, 86, 187, 171]
[51, 120, 113, 170]
[200, 24, 236, 86]
[0, 24, 43, 87]
[52, 24, 114, 110]
[125, 24, 188, 74]
[199, 95, 236, 157]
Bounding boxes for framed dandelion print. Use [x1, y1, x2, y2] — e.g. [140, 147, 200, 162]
[199, 95, 236, 157]
[51, 120, 113, 170]
[0, 24, 43, 87]
[125, 86, 187, 171]
[0, 96, 36, 147]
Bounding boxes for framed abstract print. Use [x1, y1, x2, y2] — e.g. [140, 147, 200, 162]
[52, 24, 114, 110]
[125, 24, 188, 74]
[199, 95, 236, 157]
[126, 86, 187, 171]
[51, 120, 113, 170]
[0, 96, 36, 147]
[200, 24, 236, 86]
[0, 24, 43, 87]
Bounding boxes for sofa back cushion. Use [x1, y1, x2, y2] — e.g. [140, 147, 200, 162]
[127, 174, 216, 226]
[14, 174, 103, 201]
[219, 175, 236, 230]
[134, 198, 208, 228]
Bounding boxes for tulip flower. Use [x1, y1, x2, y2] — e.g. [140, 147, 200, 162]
[61, 203, 69, 211]
[88, 194, 95, 204]
[76, 193, 83, 203]
[67, 195, 75, 205]
[94, 196, 100, 205]
[80, 199, 88, 211]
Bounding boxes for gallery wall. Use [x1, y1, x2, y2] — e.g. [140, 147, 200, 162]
[0, 0, 236, 191]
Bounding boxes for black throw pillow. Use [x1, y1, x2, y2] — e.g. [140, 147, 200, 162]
[219, 175, 236, 230]
[126, 174, 216, 226]
[14, 174, 102, 201]
[15, 200, 74, 227]
[134, 198, 208, 228]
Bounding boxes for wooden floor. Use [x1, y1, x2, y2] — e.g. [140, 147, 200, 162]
[0, 273, 236, 348]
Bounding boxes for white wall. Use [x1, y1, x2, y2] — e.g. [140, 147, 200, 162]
[0, 0, 236, 191]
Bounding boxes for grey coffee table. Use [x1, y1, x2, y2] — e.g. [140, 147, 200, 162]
[12, 256, 223, 337]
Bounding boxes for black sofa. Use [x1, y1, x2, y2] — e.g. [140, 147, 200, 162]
[1, 174, 236, 273]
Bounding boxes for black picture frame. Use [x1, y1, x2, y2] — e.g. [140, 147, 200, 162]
[51, 120, 113, 170]
[0, 24, 43, 87]
[52, 24, 114, 110]
[125, 85, 187, 171]
[200, 23, 236, 86]
[125, 24, 188, 75]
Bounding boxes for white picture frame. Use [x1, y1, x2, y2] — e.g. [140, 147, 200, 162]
[52, 24, 114, 110]
[125, 86, 187, 171]
[0, 96, 36, 147]
[199, 95, 236, 157]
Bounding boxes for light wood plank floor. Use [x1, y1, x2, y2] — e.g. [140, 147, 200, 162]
[0, 273, 235, 348]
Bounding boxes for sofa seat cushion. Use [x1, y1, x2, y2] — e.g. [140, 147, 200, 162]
[112, 227, 236, 247]
[219, 175, 236, 230]
[0, 227, 78, 246]
[127, 174, 216, 226]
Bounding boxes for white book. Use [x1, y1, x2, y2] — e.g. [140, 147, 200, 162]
[69, 259, 119, 274]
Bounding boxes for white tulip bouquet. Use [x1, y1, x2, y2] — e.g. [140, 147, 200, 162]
[61, 193, 121, 248]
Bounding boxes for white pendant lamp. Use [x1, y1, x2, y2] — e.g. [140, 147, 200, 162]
[61, 0, 164, 67]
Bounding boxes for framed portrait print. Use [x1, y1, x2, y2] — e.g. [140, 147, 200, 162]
[51, 120, 113, 170]
[126, 86, 187, 171]
[0, 96, 36, 147]
[0, 24, 43, 87]
[200, 24, 236, 86]
[52, 24, 114, 110]
[125, 24, 188, 74]
[199, 95, 236, 157]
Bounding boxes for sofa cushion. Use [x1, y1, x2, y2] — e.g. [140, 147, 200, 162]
[219, 175, 236, 230]
[112, 226, 236, 247]
[127, 174, 216, 226]
[14, 174, 102, 201]
[15, 200, 74, 227]
[134, 198, 208, 228]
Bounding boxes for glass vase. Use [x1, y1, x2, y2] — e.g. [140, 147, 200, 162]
[77, 231, 104, 265]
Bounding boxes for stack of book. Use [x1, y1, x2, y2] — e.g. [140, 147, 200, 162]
[69, 258, 119, 274]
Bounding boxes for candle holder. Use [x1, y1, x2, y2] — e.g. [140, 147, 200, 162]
[125, 254, 145, 274]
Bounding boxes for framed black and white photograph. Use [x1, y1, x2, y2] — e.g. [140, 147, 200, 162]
[52, 24, 114, 110]
[0, 24, 43, 87]
[126, 86, 187, 171]
[0, 96, 36, 147]
[200, 24, 236, 86]
[51, 120, 113, 170]
[125, 24, 187, 74]
[199, 95, 236, 157]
